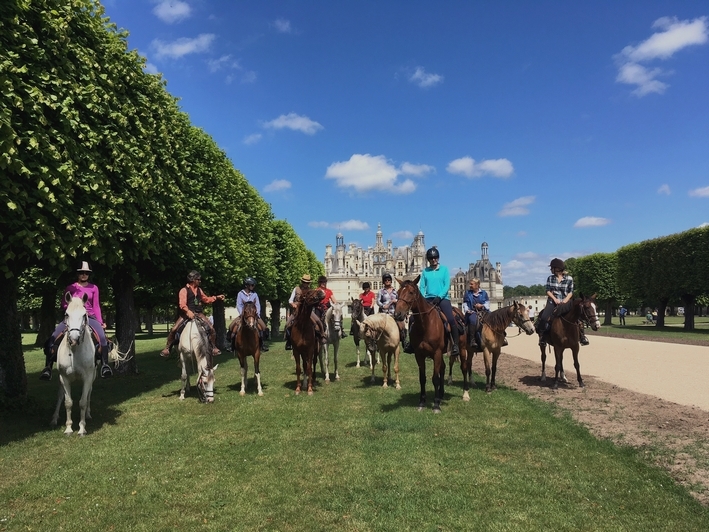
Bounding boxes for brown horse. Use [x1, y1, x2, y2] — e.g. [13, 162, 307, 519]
[232, 301, 263, 396]
[394, 276, 469, 411]
[291, 288, 325, 395]
[350, 298, 369, 368]
[540, 295, 600, 389]
[473, 302, 535, 393]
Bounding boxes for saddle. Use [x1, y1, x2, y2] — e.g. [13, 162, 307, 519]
[434, 308, 466, 335]
[552, 300, 573, 318]
[51, 327, 106, 362]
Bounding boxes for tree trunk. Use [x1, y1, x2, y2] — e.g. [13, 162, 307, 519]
[145, 307, 154, 335]
[656, 298, 668, 327]
[270, 299, 281, 338]
[603, 300, 613, 326]
[0, 274, 27, 400]
[212, 299, 226, 350]
[34, 284, 58, 347]
[682, 294, 696, 331]
[111, 269, 138, 375]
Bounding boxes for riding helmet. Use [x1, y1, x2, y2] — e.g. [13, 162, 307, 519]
[318, 275, 328, 284]
[382, 272, 392, 282]
[244, 277, 256, 287]
[362, 282, 371, 290]
[426, 247, 440, 261]
[549, 258, 565, 271]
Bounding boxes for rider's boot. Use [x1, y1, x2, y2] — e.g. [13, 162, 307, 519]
[259, 331, 269, 352]
[100, 345, 113, 378]
[579, 327, 590, 346]
[340, 329, 348, 339]
[475, 331, 482, 352]
[40, 341, 54, 381]
[209, 327, 221, 356]
[503, 332, 509, 347]
[284, 327, 293, 350]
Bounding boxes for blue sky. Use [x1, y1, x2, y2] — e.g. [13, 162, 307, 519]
[102, 1, 709, 286]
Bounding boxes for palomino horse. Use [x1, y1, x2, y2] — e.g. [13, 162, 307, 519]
[50, 294, 97, 435]
[394, 276, 468, 412]
[177, 318, 217, 403]
[291, 288, 325, 395]
[350, 298, 370, 368]
[473, 302, 535, 393]
[233, 301, 263, 396]
[540, 295, 600, 389]
[318, 302, 343, 382]
[357, 313, 401, 389]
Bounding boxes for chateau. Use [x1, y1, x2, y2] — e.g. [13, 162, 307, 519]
[323, 226, 504, 315]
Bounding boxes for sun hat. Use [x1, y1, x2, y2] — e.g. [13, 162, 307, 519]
[77, 261, 92, 272]
[300, 274, 312, 283]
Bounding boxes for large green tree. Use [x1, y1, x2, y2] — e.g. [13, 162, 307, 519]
[573, 253, 620, 325]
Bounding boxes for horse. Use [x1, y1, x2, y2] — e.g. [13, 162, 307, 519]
[468, 302, 535, 393]
[540, 295, 601, 389]
[177, 317, 217, 403]
[291, 288, 325, 395]
[394, 276, 468, 412]
[357, 313, 401, 389]
[318, 302, 342, 382]
[233, 301, 263, 396]
[350, 298, 370, 368]
[50, 294, 98, 435]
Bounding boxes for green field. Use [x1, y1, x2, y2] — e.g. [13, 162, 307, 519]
[590, 315, 709, 344]
[2, 331, 708, 531]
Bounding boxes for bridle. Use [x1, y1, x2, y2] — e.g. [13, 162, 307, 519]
[64, 310, 88, 346]
[396, 285, 436, 317]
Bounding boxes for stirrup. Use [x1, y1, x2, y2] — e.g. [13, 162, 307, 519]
[580, 336, 590, 346]
[100, 364, 113, 378]
[39, 367, 52, 381]
[160, 347, 171, 358]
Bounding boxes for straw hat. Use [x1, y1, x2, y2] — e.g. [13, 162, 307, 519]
[77, 261, 92, 272]
[300, 274, 312, 283]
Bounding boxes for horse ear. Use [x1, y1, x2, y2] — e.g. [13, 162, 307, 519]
[413, 274, 421, 284]
[213, 364, 219, 371]
[394, 277, 403, 286]
[82, 293, 89, 304]
[65, 292, 72, 304]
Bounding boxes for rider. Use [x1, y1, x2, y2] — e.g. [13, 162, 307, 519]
[284, 273, 313, 350]
[359, 282, 375, 317]
[160, 270, 225, 357]
[535, 258, 589, 347]
[377, 272, 407, 347]
[462, 278, 490, 351]
[405, 247, 460, 356]
[314, 276, 347, 340]
[40, 261, 112, 380]
[229, 277, 269, 351]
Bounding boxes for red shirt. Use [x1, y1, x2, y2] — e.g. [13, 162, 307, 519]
[320, 287, 333, 308]
[360, 291, 375, 308]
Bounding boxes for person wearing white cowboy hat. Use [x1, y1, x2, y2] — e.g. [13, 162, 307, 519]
[284, 273, 314, 350]
[40, 261, 113, 380]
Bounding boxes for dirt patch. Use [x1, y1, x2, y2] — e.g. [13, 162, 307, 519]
[478, 354, 709, 505]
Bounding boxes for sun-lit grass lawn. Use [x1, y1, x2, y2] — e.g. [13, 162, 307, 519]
[2, 328, 708, 531]
[591, 314, 709, 344]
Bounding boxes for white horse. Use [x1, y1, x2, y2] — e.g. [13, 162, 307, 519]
[318, 302, 342, 382]
[50, 294, 97, 436]
[177, 319, 217, 403]
[357, 313, 401, 389]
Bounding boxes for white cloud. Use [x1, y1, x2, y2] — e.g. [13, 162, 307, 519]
[153, 0, 191, 24]
[144, 63, 159, 74]
[447, 156, 514, 179]
[574, 216, 611, 228]
[505, 260, 527, 270]
[208, 55, 239, 72]
[689, 185, 709, 197]
[399, 162, 435, 177]
[263, 113, 323, 135]
[152, 34, 215, 59]
[615, 16, 708, 96]
[243, 133, 262, 145]
[499, 196, 535, 217]
[274, 18, 292, 33]
[325, 154, 419, 194]
[391, 230, 414, 240]
[699, 222, 709, 228]
[308, 221, 330, 228]
[241, 71, 257, 84]
[264, 179, 291, 192]
[658, 184, 671, 195]
[409, 67, 443, 88]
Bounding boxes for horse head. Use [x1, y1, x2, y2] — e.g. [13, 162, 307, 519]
[300, 288, 325, 310]
[393, 275, 421, 322]
[350, 298, 363, 319]
[64, 293, 89, 347]
[511, 301, 535, 335]
[241, 301, 259, 330]
[328, 302, 343, 332]
[198, 364, 218, 404]
[580, 295, 601, 331]
[358, 320, 380, 354]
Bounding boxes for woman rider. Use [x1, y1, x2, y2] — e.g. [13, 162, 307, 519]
[40, 261, 112, 380]
[229, 277, 269, 351]
[405, 247, 460, 356]
[462, 277, 490, 351]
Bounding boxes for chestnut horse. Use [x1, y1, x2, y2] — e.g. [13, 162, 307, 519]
[394, 276, 469, 412]
[291, 288, 325, 395]
[350, 298, 370, 368]
[540, 295, 600, 389]
[233, 301, 263, 396]
[474, 302, 535, 393]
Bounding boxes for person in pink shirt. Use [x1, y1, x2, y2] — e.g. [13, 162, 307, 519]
[40, 261, 112, 380]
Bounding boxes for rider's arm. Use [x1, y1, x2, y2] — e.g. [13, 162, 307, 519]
[178, 287, 192, 317]
[288, 288, 298, 308]
[562, 277, 574, 303]
[236, 291, 244, 315]
[254, 293, 261, 316]
[481, 291, 491, 311]
[90, 284, 104, 325]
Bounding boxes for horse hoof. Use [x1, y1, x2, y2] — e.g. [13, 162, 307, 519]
[258, 391, 264, 397]
[540, 375, 546, 382]
[463, 392, 470, 402]
[395, 383, 401, 390]
[579, 381, 585, 388]
[433, 408, 441, 414]
[335, 375, 340, 381]
[308, 390, 314, 396]
[240, 391, 246, 396]
[417, 405, 425, 412]
[356, 363, 361, 368]
[382, 382, 388, 389]
[64, 430, 73, 436]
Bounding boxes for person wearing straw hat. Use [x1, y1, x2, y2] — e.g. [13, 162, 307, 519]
[40, 261, 113, 380]
[284, 273, 323, 350]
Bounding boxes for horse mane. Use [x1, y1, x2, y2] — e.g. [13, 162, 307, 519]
[483, 305, 513, 332]
[363, 313, 389, 329]
[193, 317, 214, 369]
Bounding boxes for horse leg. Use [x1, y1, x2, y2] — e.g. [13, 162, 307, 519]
[294, 352, 302, 395]
[51, 378, 65, 427]
[307, 350, 315, 396]
[447, 356, 454, 386]
[417, 356, 427, 411]
[321, 344, 330, 382]
[553, 346, 564, 390]
[432, 357, 445, 414]
[572, 346, 584, 388]
[240, 356, 248, 396]
[540, 344, 547, 382]
[461, 351, 470, 402]
[483, 348, 493, 393]
[394, 347, 401, 390]
[180, 359, 189, 400]
[333, 340, 340, 381]
[59, 375, 74, 435]
[78, 375, 92, 436]
[381, 351, 389, 388]
[86, 365, 95, 421]
[490, 350, 500, 392]
[355, 339, 361, 368]
[370, 347, 377, 384]
[254, 352, 263, 396]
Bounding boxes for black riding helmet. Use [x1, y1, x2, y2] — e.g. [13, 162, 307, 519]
[426, 247, 440, 261]
[549, 258, 565, 271]
[382, 272, 392, 282]
[362, 282, 371, 290]
[244, 277, 256, 287]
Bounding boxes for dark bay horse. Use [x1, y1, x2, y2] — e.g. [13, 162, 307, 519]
[540, 295, 600, 389]
[475, 302, 535, 393]
[394, 276, 469, 411]
[233, 301, 263, 396]
[350, 298, 369, 367]
[291, 288, 325, 395]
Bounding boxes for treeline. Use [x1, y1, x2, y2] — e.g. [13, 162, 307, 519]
[503, 284, 546, 299]
[567, 227, 709, 328]
[0, 0, 322, 400]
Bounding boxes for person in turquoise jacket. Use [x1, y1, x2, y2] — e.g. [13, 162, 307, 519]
[405, 247, 460, 356]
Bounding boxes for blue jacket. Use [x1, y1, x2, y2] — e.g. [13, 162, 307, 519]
[419, 265, 451, 300]
[462, 289, 490, 313]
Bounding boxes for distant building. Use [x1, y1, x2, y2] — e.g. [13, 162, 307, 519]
[451, 242, 505, 310]
[323, 224, 426, 315]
